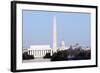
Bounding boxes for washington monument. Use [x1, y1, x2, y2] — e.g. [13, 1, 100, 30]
[53, 16, 57, 53]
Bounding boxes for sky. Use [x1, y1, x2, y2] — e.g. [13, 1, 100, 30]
[22, 10, 91, 49]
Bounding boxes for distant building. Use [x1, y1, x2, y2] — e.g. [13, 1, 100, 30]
[59, 41, 66, 51]
[82, 47, 91, 51]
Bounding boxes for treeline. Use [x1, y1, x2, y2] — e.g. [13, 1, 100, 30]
[44, 48, 91, 61]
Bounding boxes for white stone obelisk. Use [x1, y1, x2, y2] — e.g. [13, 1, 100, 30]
[53, 16, 57, 53]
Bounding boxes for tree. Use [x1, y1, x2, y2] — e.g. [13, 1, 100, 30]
[43, 53, 51, 58]
[73, 50, 91, 60]
[51, 50, 68, 61]
[23, 52, 34, 60]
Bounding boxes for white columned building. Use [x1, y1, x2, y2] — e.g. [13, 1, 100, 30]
[28, 45, 52, 58]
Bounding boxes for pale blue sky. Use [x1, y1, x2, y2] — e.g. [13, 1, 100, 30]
[22, 10, 91, 48]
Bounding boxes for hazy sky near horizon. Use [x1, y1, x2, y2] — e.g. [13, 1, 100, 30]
[22, 10, 91, 49]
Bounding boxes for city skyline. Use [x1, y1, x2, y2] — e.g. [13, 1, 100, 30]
[22, 10, 91, 49]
